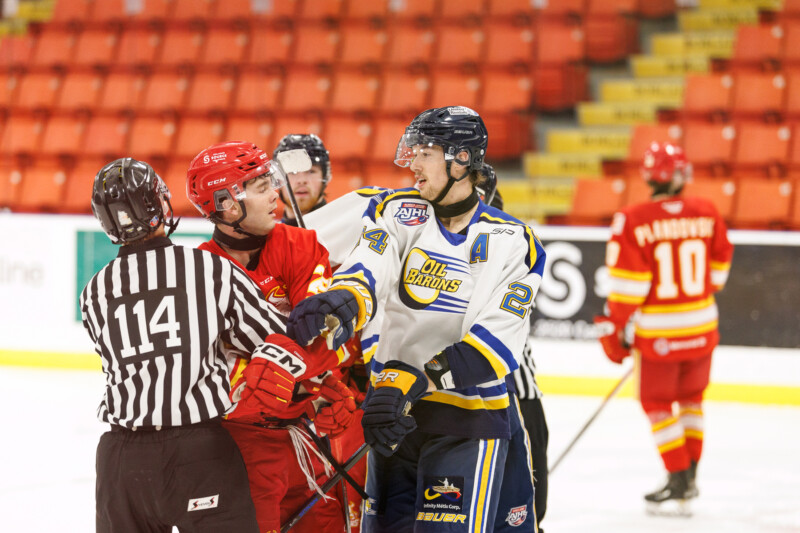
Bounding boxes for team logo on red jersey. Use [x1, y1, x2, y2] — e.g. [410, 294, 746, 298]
[395, 202, 429, 226]
[505, 505, 528, 526]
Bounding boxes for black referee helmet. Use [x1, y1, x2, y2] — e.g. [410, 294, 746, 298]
[92, 158, 177, 244]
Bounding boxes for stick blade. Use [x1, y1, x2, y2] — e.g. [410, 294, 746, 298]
[276, 148, 312, 174]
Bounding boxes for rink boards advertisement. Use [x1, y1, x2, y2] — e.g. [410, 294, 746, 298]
[0, 214, 798, 356]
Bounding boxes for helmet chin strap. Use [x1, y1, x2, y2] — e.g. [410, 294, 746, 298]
[430, 159, 478, 218]
[211, 202, 267, 250]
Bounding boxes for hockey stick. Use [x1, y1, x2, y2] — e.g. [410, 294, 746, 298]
[275, 149, 311, 229]
[549, 366, 634, 474]
[281, 443, 370, 533]
[298, 419, 369, 500]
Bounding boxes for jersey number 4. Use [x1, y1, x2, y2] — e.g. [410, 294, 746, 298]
[110, 288, 188, 360]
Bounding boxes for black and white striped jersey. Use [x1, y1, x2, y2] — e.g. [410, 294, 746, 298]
[513, 339, 543, 400]
[80, 236, 286, 428]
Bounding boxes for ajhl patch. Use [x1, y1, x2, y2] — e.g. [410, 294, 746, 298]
[395, 202, 429, 226]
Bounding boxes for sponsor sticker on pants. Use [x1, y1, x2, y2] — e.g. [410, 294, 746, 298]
[187, 494, 219, 511]
[422, 476, 464, 512]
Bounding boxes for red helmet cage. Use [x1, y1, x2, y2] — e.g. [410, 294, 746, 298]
[186, 141, 275, 219]
[640, 142, 690, 184]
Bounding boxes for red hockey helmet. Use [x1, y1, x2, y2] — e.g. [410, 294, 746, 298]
[186, 141, 286, 223]
[640, 142, 690, 185]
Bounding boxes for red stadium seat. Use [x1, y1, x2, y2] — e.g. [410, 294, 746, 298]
[83, 115, 131, 159]
[583, 13, 638, 64]
[731, 177, 793, 228]
[226, 117, 276, 149]
[782, 21, 800, 67]
[57, 72, 104, 112]
[330, 70, 380, 112]
[482, 113, 532, 159]
[128, 116, 178, 160]
[627, 124, 683, 161]
[434, 25, 485, 66]
[282, 69, 332, 112]
[783, 69, 800, 120]
[200, 27, 250, 66]
[116, 28, 163, 67]
[623, 175, 651, 207]
[790, 178, 800, 229]
[185, 71, 235, 113]
[731, 72, 785, 121]
[233, 70, 284, 113]
[129, 0, 173, 21]
[327, 161, 366, 200]
[637, 0, 676, 19]
[14, 72, 61, 111]
[732, 123, 791, 177]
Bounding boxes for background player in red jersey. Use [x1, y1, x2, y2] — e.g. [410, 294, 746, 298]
[186, 141, 359, 533]
[595, 142, 734, 513]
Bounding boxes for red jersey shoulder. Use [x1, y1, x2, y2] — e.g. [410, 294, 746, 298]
[622, 196, 719, 226]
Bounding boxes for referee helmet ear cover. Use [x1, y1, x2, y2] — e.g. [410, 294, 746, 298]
[91, 157, 175, 244]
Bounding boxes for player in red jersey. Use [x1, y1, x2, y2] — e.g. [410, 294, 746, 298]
[595, 142, 733, 512]
[186, 141, 358, 533]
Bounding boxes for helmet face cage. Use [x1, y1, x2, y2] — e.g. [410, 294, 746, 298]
[394, 106, 488, 174]
[475, 163, 498, 206]
[273, 134, 331, 184]
[91, 158, 171, 244]
[187, 142, 286, 221]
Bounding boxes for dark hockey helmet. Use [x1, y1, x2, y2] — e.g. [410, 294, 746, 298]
[273, 133, 331, 186]
[476, 162, 498, 206]
[91, 158, 176, 244]
[395, 106, 488, 173]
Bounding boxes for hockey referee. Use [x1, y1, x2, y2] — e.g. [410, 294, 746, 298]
[81, 158, 308, 533]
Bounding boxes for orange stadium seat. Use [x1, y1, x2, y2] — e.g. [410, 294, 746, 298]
[386, 25, 436, 66]
[364, 162, 415, 190]
[569, 178, 625, 225]
[782, 21, 800, 66]
[128, 116, 178, 160]
[97, 72, 147, 112]
[482, 113, 531, 159]
[330, 70, 380, 112]
[0, 114, 45, 155]
[0, 71, 20, 108]
[344, 0, 389, 20]
[783, 69, 800, 120]
[273, 113, 324, 140]
[583, 13, 638, 64]
[534, 63, 588, 111]
[733, 123, 791, 177]
[233, 70, 284, 113]
[731, 72, 785, 121]
[30, 28, 76, 67]
[56, 72, 104, 112]
[40, 115, 87, 156]
[628, 124, 683, 161]
[0, 35, 35, 68]
[16, 162, 68, 212]
[282, 69, 332, 112]
[586, 0, 636, 14]
[226, 117, 275, 149]
[377, 70, 430, 114]
[174, 117, 225, 159]
[129, 0, 173, 21]
[731, 24, 782, 70]
[89, 0, 125, 21]
[536, 20, 584, 64]
[247, 27, 293, 65]
[327, 162, 366, 200]
[623, 175, 651, 207]
[140, 72, 191, 114]
[82, 115, 131, 159]
[171, 0, 216, 21]
[200, 27, 250, 66]
[370, 116, 408, 163]
[116, 28, 163, 67]
[51, 0, 92, 22]
[389, 0, 437, 19]
[480, 70, 534, 113]
[484, 21, 536, 67]
[790, 178, 800, 229]
[440, 0, 486, 19]
[429, 71, 480, 110]
[63, 158, 106, 214]
[682, 122, 736, 176]
[158, 28, 206, 67]
[682, 74, 732, 122]
[683, 177, 736, 221]
[637, 0, 675, 19]
[292, 24, 341, 65]
[0, 162, 23, 209]
[337, 24, 388, 65]
[185, 71, 235, 113]
[161, 158, 197, 216]
[298, 0, 344, 19]
[322, 115, 373, 160]
[731, 177, 793, 228]
[14, 72, 61, 111]
[434, 25, 485, 66]
[73, 29, 119, 68]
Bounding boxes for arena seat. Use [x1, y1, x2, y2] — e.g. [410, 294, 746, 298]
[128, 116, 178, 161]
[97, 72, 147, 113]
[140, 72, 191, 114]
[337, 24, 388, 65]
[483, 20, 536, 67]
[171, 0, 216, 22]
[732, 122, 791, 177]
[14, 72, 61, 111]
[322, 115, 373, 160]
[568, 178, 626, 225]
[56, 72, 104, 112]
[40, 115, 87, 156]
[386, 25, 436, 67]
[682, 74, 733, 122]
[291, 23, 340, 65]
[429, 70, 480, 110]
[683, 177, 736, 221]
[233, 70, 284, 113]
[682, 122, 736, 176]
[247, 27, 293, 65]
[330, 70, 380, 112]
[434, 25, 485, 67]
[30, 27, 75, 67]
[370, 116, 409, 163]
[72, 29, 119, 68]
[731, 177, 793, 228]
[82, 115, 131, 159]
[731, 72, 785, 122]
[281, 68, 332, 112]
[199, 27, 250, 66]
[115, 28, 163, 67]
[184, 71, 235, 113]
[377, 69, 430, 114]
[174, 117, 225, 158]
[225, 117, 275, 150]
[479, 69, 534, 113]
[16, 161, 68, 212]
[158, 28, 206, 67]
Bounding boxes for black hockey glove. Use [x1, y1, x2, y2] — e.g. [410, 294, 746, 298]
[361, 361, 430, 456]
[287, 288, 360, 350]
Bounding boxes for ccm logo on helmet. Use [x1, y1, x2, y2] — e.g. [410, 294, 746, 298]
[208, 177, 226, 186]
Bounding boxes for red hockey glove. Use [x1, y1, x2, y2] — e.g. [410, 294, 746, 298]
[313, 375, 358, 437]
[239, 334, 309, 414]
[594, 315, 630, 364]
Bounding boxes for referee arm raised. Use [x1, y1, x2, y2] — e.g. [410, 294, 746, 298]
[81, 158, 308, 533]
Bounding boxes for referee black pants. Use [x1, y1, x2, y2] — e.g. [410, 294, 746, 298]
[519, 397, 549, 532]
[96, 421, 258, 533]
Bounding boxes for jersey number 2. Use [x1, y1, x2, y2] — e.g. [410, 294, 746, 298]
[500, 282, 533, 318]
[653, 239, 706, 299]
